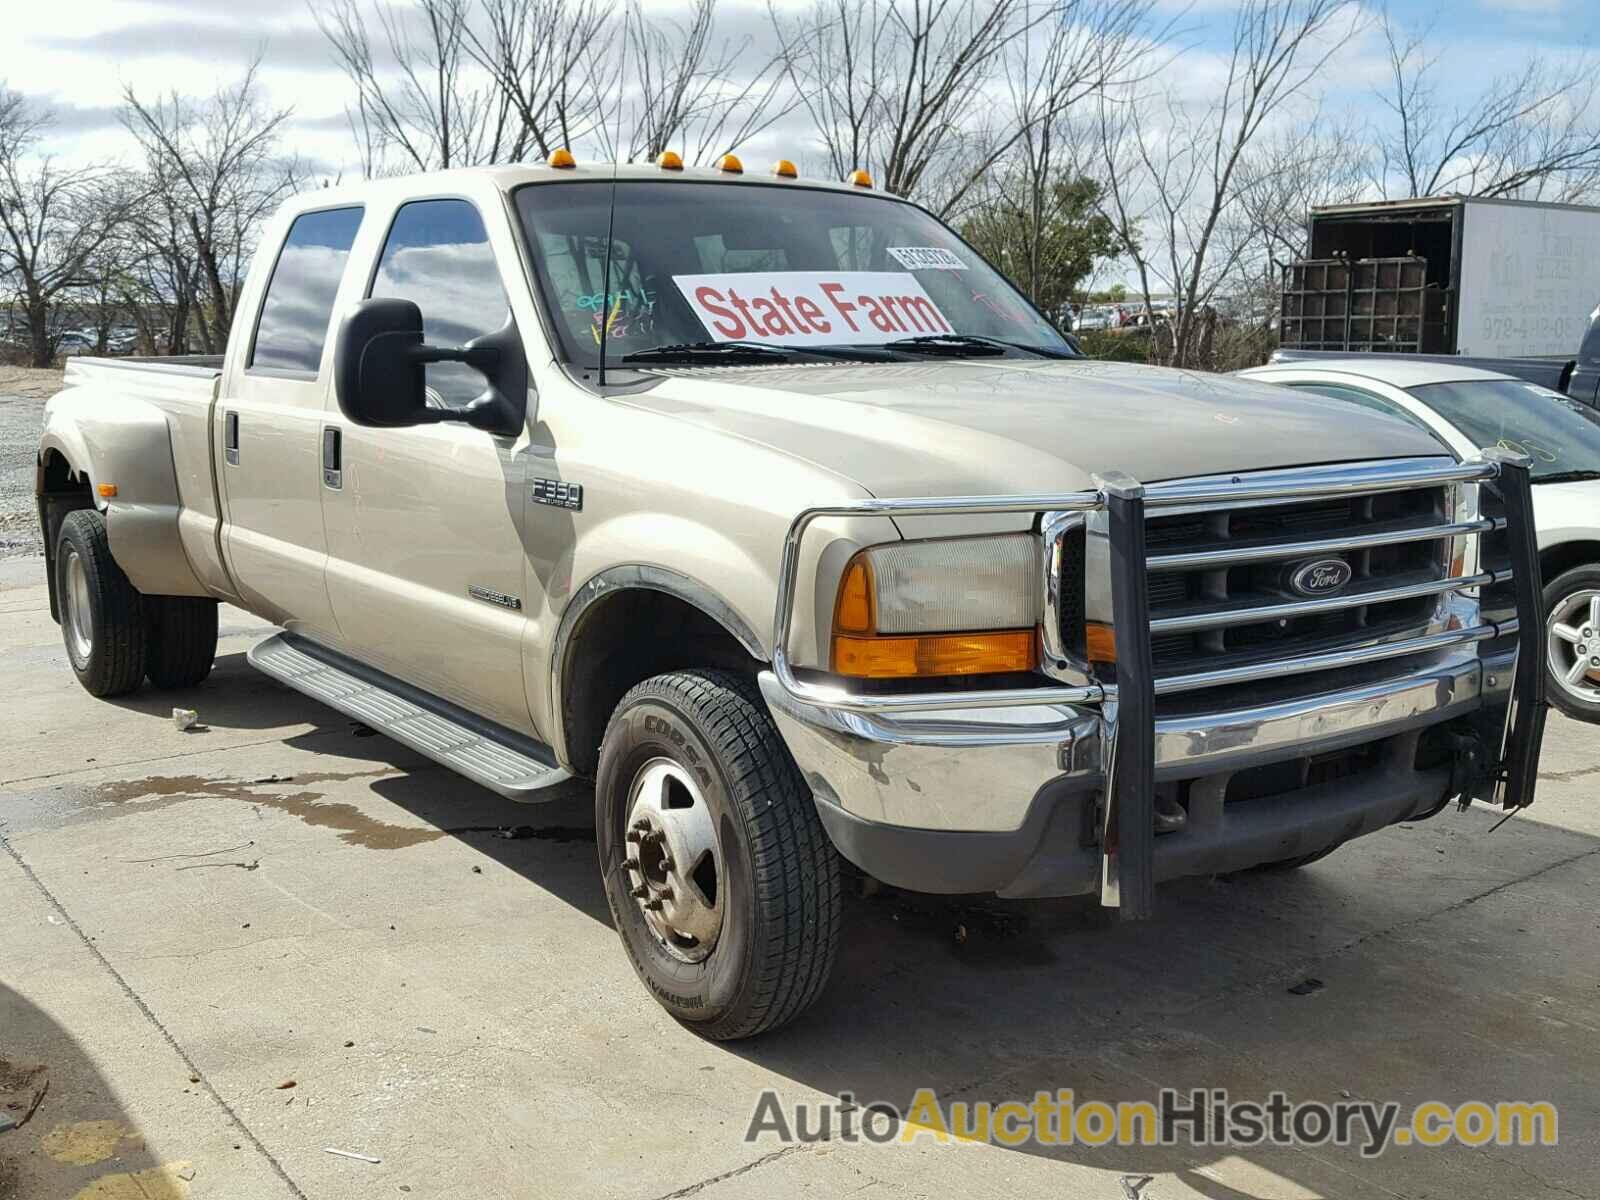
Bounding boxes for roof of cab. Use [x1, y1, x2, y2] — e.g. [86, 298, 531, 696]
[278, 161, 891, 217]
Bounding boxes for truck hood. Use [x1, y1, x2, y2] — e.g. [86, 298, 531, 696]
[621, 358, 1450, 497]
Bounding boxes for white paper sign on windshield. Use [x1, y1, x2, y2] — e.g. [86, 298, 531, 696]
[886, 246, 967, 271]
[672, 271, 955, 346]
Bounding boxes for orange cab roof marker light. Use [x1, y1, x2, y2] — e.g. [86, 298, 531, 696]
[657, 150, 684, 170]
[548, 148, 576, 169]
[718, 153, 744, 174]
[773, 159, 798, 179]
[848, 168, 873, 188]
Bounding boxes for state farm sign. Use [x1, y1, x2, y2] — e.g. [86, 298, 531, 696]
[672, 271, 954, 347]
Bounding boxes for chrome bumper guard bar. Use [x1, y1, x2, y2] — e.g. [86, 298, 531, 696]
[769, 454, 1548, 918]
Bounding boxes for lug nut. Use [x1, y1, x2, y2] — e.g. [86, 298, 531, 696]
[630, 885, 648, 898]
[625, 830, 642, 844]
[644, 899, 663, 911]
[623, 856, 640, 870]
[659, 857, 674, 871]
[659, 889, 673, 902]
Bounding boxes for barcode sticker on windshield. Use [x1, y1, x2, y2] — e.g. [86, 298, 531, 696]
[672, 271, 953, 346]
[886, 246, 967, 271]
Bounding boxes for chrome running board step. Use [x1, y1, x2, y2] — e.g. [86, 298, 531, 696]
[248, 632, 572, 802]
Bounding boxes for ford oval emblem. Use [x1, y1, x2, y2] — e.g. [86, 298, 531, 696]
[1290, 558, 1352, 597]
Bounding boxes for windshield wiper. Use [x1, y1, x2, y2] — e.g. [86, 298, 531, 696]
[884, 333, 1079, 359]
[620, 340, 796, 364]
[1536, 469, 1600, 485]
[619, 340, 896, 365]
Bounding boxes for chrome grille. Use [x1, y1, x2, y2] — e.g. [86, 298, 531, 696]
[1140, 483, 1481, 698]
[1045, 467, 1502, 703]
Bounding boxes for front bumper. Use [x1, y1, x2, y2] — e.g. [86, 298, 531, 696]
[761, 650, 1513, 897]
[765, 452, 1548, 911]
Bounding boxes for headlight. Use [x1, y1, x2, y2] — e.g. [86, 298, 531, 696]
[830, 534, 1040, 678]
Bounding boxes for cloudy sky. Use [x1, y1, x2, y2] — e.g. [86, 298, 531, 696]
[2, 0, 1588, 181]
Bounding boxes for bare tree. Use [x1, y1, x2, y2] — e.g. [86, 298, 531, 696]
[605, 0, 795, 165]
[0, 90, 141, 367]
[319, 0, 523, 173]
[1373, 14, 1600, 201]
[1094, 0, 1362, 367]
[772, 0, 1050, 204]
[122, 61, 300, 352]
[462, 0, 614, 160]
[1231, 110, 1369, 319]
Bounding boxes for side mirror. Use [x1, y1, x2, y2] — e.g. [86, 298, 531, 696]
[332, 297, 528, 436]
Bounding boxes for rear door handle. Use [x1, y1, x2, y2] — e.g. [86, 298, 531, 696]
[322, 426, 342, 490]
[224, 411, 240, 466]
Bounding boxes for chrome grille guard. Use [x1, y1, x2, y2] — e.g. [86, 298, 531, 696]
[769, 453, 1548, 919]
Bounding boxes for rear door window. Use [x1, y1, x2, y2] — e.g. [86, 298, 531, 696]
[249, 206, 365, 376]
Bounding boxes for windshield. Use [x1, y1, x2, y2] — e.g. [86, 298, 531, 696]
[1407, 379, 1600, 482]
[514, 180, 1072, 367]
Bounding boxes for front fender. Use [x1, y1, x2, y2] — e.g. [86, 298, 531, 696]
[39, 389, 208, 598]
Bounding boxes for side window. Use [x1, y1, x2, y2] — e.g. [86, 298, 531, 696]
[250, 206, 364, 375]
[370, 199, 511, 408]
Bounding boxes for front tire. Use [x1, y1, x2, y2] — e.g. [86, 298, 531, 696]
[56, 509, 147, 697]
[1543, 564, 1600, 722]
[596, 670, 841, 1040]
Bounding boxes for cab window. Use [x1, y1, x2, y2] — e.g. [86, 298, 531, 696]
[249, 206, 364, 376]
[370, 199, 511, 408]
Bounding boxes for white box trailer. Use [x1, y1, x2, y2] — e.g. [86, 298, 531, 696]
[1280, 195, 1600, 358]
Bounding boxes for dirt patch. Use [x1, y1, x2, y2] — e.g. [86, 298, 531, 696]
[0, 368, 61, 560]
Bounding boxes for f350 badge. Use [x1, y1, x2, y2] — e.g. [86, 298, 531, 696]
[532, 478, 582, 511]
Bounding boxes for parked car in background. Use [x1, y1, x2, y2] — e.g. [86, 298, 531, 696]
[55, 332, 97, 357]
[1073, 305, 1113, 332]
[1242, 358, 1600, 721]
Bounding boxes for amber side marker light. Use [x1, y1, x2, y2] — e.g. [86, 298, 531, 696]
[97, 483, 117, 498]
[773, 159, 798, 178]
[848, 168, 873, 188]
[548, 148, 576, 169]
[657, 150, 683, 170]
[1085, 621, 1116, 664]
[718, 153, 744, 174]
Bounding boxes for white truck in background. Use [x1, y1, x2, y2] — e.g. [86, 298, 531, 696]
[1281, 196, 1600, 362]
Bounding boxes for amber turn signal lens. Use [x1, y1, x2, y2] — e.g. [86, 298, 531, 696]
[831, 631, 1037, 678]
[97, 483, 118, 498]
[1086, 621, 1116, 664]
[834, 557, 876, 634]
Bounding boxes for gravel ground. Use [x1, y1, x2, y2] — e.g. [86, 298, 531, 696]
[0, 367, 62, 559]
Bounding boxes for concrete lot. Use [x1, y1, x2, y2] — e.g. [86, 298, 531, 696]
[2, 547, 1598, 1200]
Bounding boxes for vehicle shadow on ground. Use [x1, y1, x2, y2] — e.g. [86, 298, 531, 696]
[0, 984, 172, 1199]
[106, 651, 321, 732]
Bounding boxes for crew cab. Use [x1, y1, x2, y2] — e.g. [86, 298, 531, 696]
[36, 160, 1548, 1039]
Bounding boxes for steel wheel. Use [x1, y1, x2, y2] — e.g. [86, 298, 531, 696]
[1546, 588, 1600, 706]
[62, 544, 95, 664]
[622, 757, 724, 963]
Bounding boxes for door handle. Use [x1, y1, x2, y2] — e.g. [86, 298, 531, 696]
[224, 411, 240, 466]
[322, 426, 342, 490]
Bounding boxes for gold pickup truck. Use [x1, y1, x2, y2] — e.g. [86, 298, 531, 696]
[35, 160, 1548, 1039]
